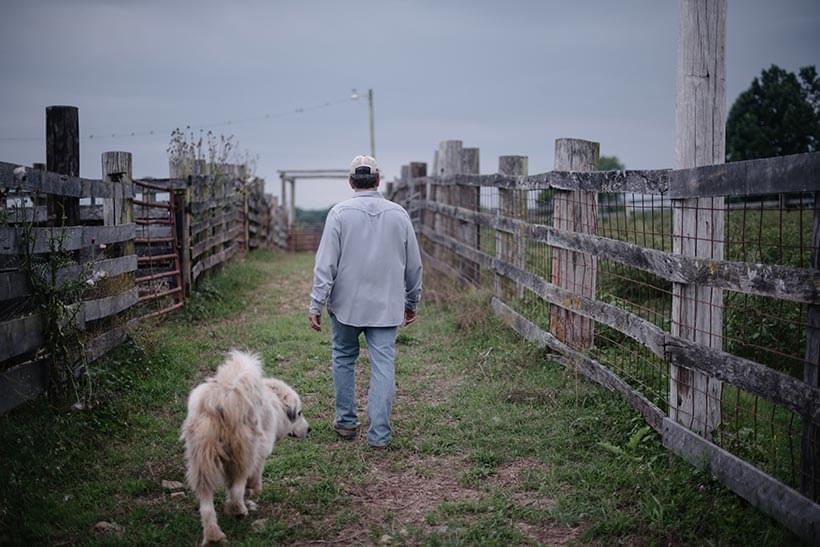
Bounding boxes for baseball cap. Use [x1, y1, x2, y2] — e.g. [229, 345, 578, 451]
[349, 155, 379, 176]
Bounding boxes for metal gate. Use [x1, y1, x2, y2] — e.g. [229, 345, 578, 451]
[133, 179, 184, 319]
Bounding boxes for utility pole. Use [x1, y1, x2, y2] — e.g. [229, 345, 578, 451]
[368, 88, 376, 158]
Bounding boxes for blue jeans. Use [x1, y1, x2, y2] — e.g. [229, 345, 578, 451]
[330, 315, 398, 447]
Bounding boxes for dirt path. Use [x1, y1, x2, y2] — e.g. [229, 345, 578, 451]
[261, 253, 578, 546]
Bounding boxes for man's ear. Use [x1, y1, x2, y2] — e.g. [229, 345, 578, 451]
[374, 173, 381, 188]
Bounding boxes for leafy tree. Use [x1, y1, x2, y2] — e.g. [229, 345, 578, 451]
[295, 207, 330, 226]
[598, 155, 625, 171]
[726, 64, 819, 161]
[598, 155, 625, 206]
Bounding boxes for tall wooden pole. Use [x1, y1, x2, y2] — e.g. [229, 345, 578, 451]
[670, 0, 726, 438]
[46, 106, 81, 226]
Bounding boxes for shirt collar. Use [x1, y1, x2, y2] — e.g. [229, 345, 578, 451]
[351, 190, 382, 199]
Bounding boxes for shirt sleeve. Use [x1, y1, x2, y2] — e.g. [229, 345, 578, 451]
[404, 216, 423, 311]
[309, 209, 341, 315]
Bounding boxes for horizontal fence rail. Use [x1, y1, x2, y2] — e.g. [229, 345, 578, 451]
[388, 144, 820, 542]
[403, 151, 819, 197]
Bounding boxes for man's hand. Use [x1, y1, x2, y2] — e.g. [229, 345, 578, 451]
[309, 313, 322, 332]
[404, 309, 417, 327]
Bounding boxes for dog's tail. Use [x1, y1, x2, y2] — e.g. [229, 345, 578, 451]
[182, 350, 265, 497]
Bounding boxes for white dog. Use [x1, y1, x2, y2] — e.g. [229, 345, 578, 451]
[181, 350, 309, 545]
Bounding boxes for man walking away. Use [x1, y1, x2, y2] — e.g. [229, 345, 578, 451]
[308, 154, 423, 449]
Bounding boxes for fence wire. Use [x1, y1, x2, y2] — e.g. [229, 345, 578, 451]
[417, 182, 817, 495]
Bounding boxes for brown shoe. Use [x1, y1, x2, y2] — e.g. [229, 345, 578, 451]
[331, 421, 357, 440]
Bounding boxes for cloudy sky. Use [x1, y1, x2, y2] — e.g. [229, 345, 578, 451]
[1, 0, 818, 209]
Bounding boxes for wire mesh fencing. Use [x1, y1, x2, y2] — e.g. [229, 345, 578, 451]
[387, 149, 820, 540]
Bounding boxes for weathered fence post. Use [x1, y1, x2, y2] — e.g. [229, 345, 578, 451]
[436, 140, 463, 275]
[169, 159, 192, 293]
[549, 139, 598, 350]
[496, 156, 528, 301]
[409, 162, 427, 232]
[101, 152, 135, 300]
[46, 106, 81, 226]
[102, 152, 133, 226]
[460, 148, 480, 286]
[802, 196, 820, 501]
[669, 0, 726, 438]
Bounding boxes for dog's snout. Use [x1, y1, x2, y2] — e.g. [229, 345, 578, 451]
[307, 426, 312, 435]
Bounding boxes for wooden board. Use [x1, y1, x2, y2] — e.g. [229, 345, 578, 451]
[0, 313, 44, 361]
[191, 226, 242, 259]
[405, 151, 818, 198]
[85, 327, 129, 363]
[0, 255, 138, 301]
[192, 243, 238, 281]
[665, 336, 820, 422]
[82, 287, 139, 322]
[669, 152, 820, 198]
[0, 224, 135, 254]
[0, 359, 49, 414]
[0, 161, 132, 199]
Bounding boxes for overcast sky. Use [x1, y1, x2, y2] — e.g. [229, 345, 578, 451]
[1, 0, 818, 209]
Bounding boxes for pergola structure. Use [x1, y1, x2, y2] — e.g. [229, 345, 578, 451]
[277, 169, 349, 226]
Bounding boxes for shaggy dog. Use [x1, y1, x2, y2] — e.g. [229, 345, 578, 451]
[181, 350, 309, 545]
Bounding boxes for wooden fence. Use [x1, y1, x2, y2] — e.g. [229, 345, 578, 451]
[388, 145, 820, 541]
[386, 3, 818, 539]
[0, 106, 283, 414]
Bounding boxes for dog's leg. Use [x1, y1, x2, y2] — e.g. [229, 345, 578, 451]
[198, 487, 226, 545]
[224, 478, 249, 517]
[246, 464, 263, 497]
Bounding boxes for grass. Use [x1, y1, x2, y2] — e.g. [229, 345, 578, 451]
[0, 250, 805, 545]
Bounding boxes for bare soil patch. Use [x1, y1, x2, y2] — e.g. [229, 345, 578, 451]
[277, 272, 314, 314]
[491, 459, 556, 511]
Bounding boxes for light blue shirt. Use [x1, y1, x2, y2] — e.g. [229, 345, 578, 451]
[309, 191, 423, 327]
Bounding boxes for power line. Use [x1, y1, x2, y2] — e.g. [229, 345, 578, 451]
[0, 95, 357, 142]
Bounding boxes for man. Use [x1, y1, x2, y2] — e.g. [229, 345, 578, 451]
[308, 154, 423, 449]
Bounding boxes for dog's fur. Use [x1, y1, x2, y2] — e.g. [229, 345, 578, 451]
[181, 350, 309, 545]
